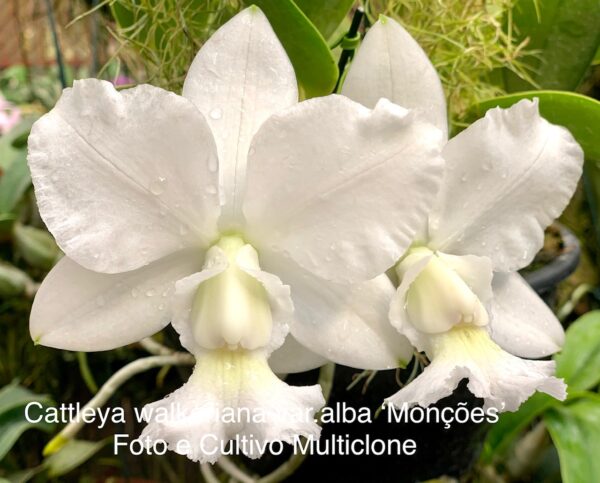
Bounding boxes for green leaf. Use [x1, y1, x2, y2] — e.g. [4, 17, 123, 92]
[0, 383, 55, 460]
[554, 311, 600, 391]
[0, 150, 30, 214]
[0, 117, 35, 170]
[294, 0, 355, 42]
[46, 439, 109, 478]
[5, 466, 45, 483]
[0, 262, 30, 298]
[13, 224, 60, 271]
[481, 392, 557, 462]
[544, 395, 600, 483]
[505, 0, 600, 91]
[247, 1, 338, 97]
[475, 91, 600, 162]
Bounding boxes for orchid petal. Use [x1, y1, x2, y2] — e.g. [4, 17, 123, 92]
[269, 335, 327, 374]
[342, 16, 448, 138]
[141, 350, 324, 463]
[266, 252, 413, 369]
[28, 80, 220, 273]
[244, 95, 444, 283]
[386, 327, 566, 412]
[30, 252, 201, 351]
[182, 6, 297, 226]
[489, 272, 564, 358]
[429, 99, 583, 272]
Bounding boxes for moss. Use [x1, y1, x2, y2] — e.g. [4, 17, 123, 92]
[365, 0, 537, 130]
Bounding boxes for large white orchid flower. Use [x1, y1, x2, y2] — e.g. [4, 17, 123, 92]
[297, 16, 583, 412]
[27, 8, 444, 461]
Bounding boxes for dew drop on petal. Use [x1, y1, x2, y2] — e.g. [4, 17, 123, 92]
[460, 174, 468, 182]
[146, 289, 156, 297]
[158, 303, 165, 311]
[209, 107, 223, 120]
[150, 177, 167, 195]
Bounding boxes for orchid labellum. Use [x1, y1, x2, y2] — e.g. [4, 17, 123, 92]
[297, 16, 583, 412]
[27, 8, 444, 462]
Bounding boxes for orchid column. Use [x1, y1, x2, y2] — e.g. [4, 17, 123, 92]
[293, 15, 584, 412]
[27, 8, 444, 462]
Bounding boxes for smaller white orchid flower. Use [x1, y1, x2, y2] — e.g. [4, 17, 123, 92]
[28, 8, 444, 461]
[296, 15, 583, 412]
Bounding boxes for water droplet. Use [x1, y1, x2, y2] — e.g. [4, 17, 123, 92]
[150, 176, 167, 195]
[93, 253, 99, 260]
[481, 241, 487, 247]
[501, 170, 508, 179]
[205, 185, 217, 195]
[131, 288, 139, 298]
[162, 289, 169, 297]
[248, 147, 256, 156]
[209, 107, 223, 120]
[146, 289, 156, 297]
[158, 303, 165, 311]
[460, 174, 468, 182]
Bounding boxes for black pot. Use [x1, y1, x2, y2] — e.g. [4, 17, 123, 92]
[522, 223, 580, 304]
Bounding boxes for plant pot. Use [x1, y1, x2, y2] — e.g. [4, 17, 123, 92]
[522, 222, 580, 303]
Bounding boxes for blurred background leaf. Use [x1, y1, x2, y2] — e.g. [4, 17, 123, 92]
[0, 383, 55, 461]
[545, 396, 600, 483]
[503, 0, 600, 92]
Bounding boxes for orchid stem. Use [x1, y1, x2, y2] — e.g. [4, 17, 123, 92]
[139, 336, 175, 356]
[218, 456, 256, 483]
[76, 351, 99, 394]
[200, 462, 220, 483]
[44, 353, 194, 455]
[333, 6, 365, 92]
[44, 0, 67, 89]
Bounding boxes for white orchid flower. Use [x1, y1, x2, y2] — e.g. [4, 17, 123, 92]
[295, 16, 583, 412]
[27, 8, 444, 461]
